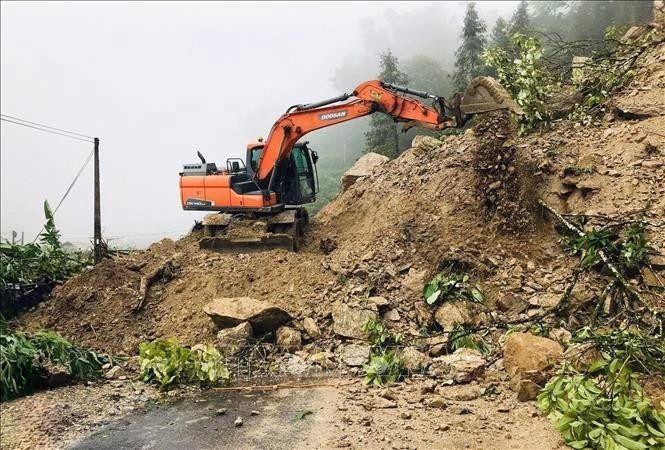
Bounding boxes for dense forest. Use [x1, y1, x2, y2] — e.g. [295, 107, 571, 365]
[306, 0, 654, 214]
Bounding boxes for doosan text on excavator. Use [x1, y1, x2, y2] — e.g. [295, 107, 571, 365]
[179, 77, 521, 251]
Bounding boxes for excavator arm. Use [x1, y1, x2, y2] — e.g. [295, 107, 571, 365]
[254, 77, 520, 183]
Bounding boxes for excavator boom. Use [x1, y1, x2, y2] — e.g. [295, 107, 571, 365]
[180, 76, 519, 252]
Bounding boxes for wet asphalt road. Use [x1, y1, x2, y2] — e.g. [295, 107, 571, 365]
[71, 387, 335, 450]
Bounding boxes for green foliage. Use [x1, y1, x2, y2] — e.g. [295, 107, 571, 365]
[364, 49, 409, 158]
[1, 200, 92, 289]
[490, 17, 511, 54]
[1, 327, 106, 401]
[362, 318, 404, 387]
[453, 2, 488, 91]
[139, 338, 230, 389]
[562, 229, 618, 269]
[362, 317, 403, 349]
[363, 350, 403, 388]
[449, 325, 490, 356]
[538, 358, 665, 449]
[423, 271, 484, 306]
[31, 330, 106, 380]
[0, 330, 38, 401]
[620, 223, 654, 270]
[560, 221, 655, 272]
[483, 33, 559, 135]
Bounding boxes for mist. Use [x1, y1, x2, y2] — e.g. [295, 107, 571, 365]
[1, 1, 520, 248]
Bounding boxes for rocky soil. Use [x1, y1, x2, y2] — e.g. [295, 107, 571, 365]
[4, 27, 664, 450]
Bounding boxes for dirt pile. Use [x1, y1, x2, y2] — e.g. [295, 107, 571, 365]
[20, 40, 665, 373]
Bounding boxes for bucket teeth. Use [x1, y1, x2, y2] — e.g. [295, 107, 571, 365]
[460, 76, 524, 115]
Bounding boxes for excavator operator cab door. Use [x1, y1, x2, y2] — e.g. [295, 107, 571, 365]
[246, 142, 319, 206]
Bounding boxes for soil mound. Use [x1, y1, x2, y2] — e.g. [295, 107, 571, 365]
[20, 40, 665, 357]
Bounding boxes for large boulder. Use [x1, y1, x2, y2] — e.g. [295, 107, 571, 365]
[503, 332, 563, 380]
[204, 297, 292, 334]
[216, 321, 253, 355]
[340, 153, 389, 192]
[428, 348, 485, 384]
[331, 301, 378, 339]
[276, 326, 302, 352]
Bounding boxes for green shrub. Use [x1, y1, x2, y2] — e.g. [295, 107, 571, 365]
[361, 318, 404, 387]
[539, 330, 665, 449]
[0, 327, 106, 401]
[538, 359, 665, 449]
[1, 200, 92, 289]
[363, 350, 403, 387]
[483, 33, 559, 135]
[139, 338, 230, 389]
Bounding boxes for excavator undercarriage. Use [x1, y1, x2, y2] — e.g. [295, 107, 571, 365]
[199, 208, 309, 252]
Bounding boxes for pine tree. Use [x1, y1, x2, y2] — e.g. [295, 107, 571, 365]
[490, 17, 511, 52]
[453, 2, 488, 92]
[364, 49, 409, 158]
[509, 0, 531, 35]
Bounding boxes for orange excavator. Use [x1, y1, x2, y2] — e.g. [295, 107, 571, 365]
[180, 77, 520, 251]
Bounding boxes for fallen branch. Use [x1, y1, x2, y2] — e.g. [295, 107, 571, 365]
[133, 260, 174, 312]
[538, 199, 643, 303]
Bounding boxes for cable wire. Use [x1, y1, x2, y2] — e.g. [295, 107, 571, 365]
[0, 113, 94, 139]
[1, 117, 94, 143]
[32, 149, 95, 242]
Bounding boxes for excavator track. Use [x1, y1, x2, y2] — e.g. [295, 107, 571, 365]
[198, 208, 308, 252]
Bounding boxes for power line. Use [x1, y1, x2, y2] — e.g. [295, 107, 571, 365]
[0, 113, 94, 139]
[32, 149, 95, 242]
[0, 117, 94, 143]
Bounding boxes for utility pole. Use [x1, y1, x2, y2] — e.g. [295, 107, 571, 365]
[93, 137, 103, 263]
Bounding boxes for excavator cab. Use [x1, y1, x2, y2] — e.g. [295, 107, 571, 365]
[247, 142, 319, 206]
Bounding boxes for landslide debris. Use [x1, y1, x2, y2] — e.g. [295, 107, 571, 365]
[18, 39, 665, 400]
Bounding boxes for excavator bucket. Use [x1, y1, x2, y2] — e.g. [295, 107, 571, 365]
[460, 77, 523, 116]
[198, 210, 307, 252]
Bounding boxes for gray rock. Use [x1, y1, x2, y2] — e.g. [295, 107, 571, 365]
[276, 326, 302, 352]
[340, 343, 370, 367]
[302, 317, 321, 338]
[234, 416, 243, 427]
[216, 321, 253, 355]
[331, 301, 378, 339]
[428, 348, 485, 384]
[204, 297, 292, 333]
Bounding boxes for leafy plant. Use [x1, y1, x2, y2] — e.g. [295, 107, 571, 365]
[363, 350, 403, 387]
[139, 338, 230, 389]
[1, 327, 107, 401]
[620, 223, 654, 270]
[483, 33, 559, 134]
[423, 271, 484, 306]
[538, 358, 665, 449]
[449, 325, 490, 356]
[539, 328, 665, 449]
[189, 344, 230, 386]
[561, 228, 618, 269]
[1, 200, 92, 290]
[362, 317, 402, 349]
[31, 329, 106, 380]
[361, 318, 404, 387]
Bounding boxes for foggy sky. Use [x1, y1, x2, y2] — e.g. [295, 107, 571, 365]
[1, 1, 518, 248]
